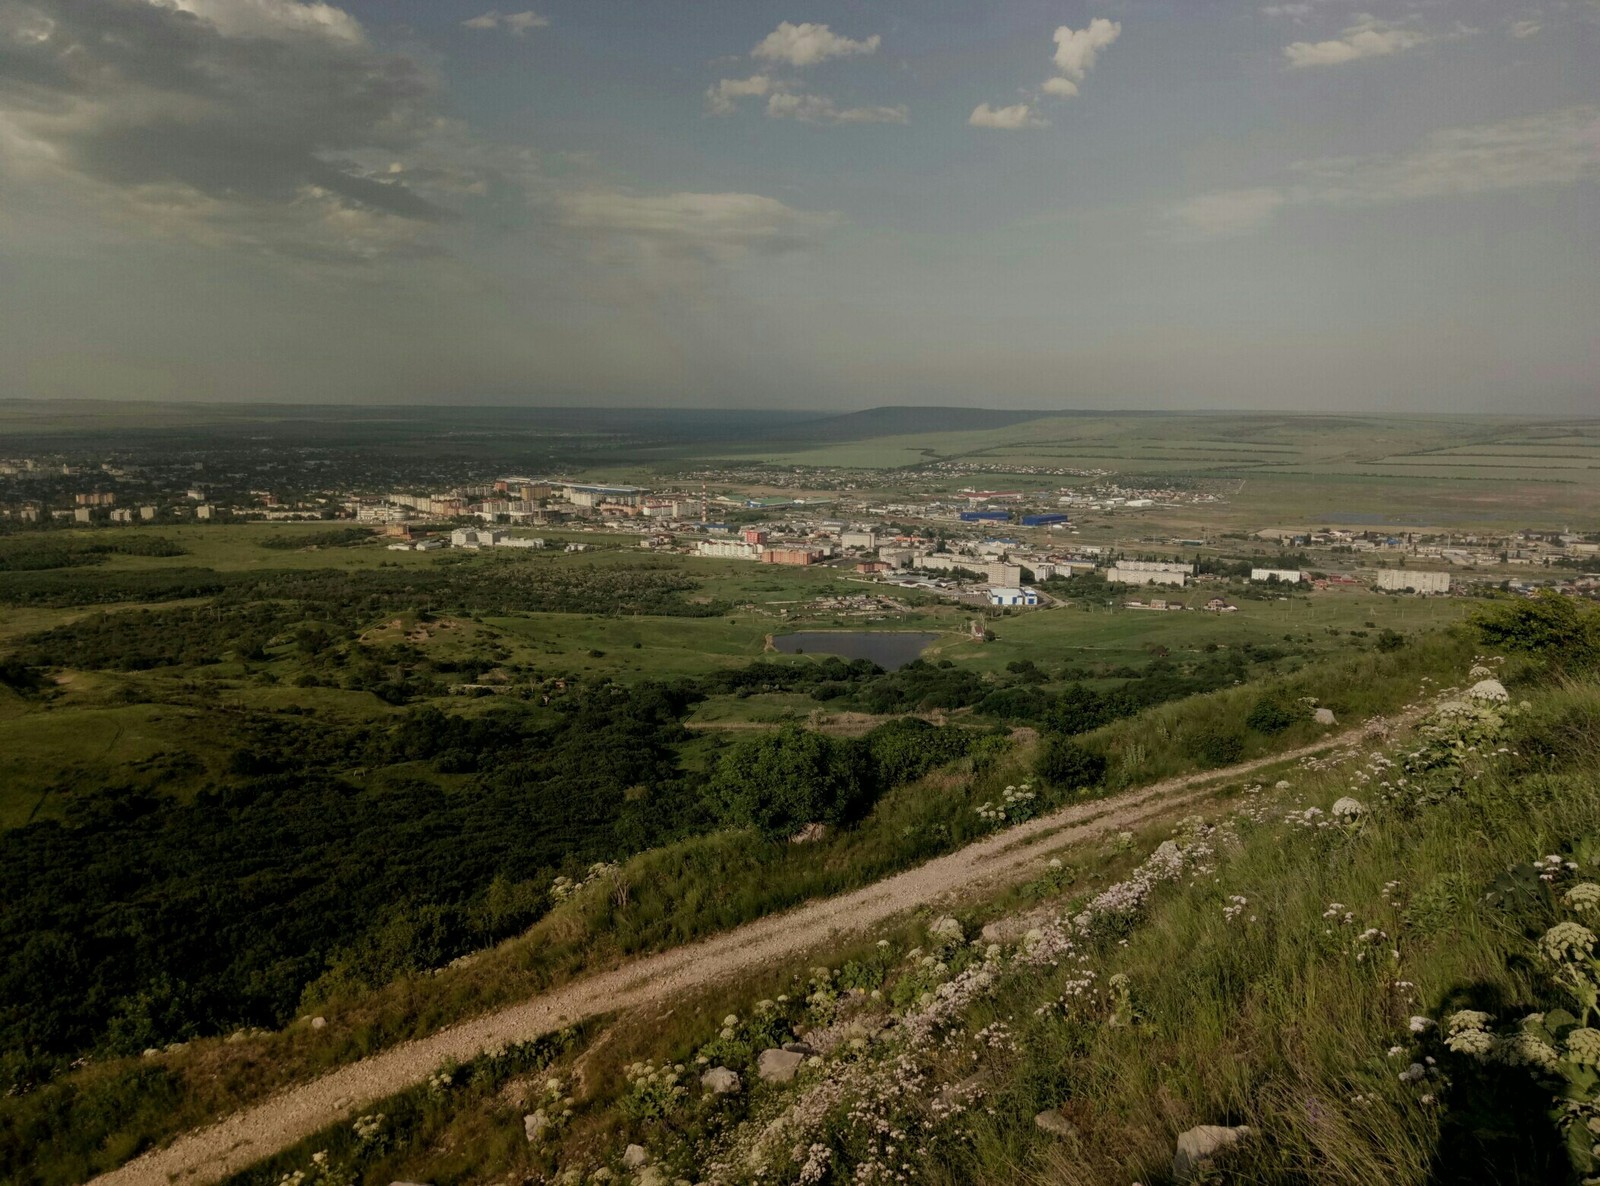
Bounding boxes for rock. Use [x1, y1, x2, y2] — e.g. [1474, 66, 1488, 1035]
[1313, 707, 1337, 726]
[781, 1041, 816, 1056]
[310, 1016, 327, 1030]
[700, 1066, 741, 1094]
[1470, 678, 1509, 702]
[1172, 1124, 1253, 1182]
[636, 1169, 666, 1186]
[928, 916, 964, 945]
[142, 1048, 160, 1058]
[622, 1144, 648, 1170]
[1331, 796, 1365, 821]
[523, 1109, 548, 1142]
[1034, 1109, 1078, 1139]
[790, 822, 830, 844]
[755, 1048, 805, 1083]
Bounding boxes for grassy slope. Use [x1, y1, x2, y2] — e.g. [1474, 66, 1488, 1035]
[3, 632, 1476, 1183]
[187, 651, 1600, 1186]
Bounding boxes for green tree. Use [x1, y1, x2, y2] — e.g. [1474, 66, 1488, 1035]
[704, 726, 874, 839]
[1035, 736, 1107, 791]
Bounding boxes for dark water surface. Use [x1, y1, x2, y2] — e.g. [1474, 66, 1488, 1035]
[771, 631, 939, 670]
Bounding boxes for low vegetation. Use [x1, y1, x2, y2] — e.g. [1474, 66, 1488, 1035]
[146, 594, 1600, 1186]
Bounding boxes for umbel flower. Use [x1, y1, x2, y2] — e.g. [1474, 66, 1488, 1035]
[1540, 921, 1597, 964]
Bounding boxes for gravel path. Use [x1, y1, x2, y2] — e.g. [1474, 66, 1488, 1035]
[90, 720, 1390, 1186]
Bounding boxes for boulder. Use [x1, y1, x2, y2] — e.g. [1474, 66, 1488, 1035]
[523, 1109, 548, 1143]
[790, 822, 830, 844]
[1313, 707, 1337, 726]
[310, 1016, 327, 1030]
[755, 1048, 805, 1083]
[1034, 1109, 1078, 1139]
[928, 916, 964, 945]
[622, 1144, 648, 1170]
[1172, 1124, 1253, 1182]
[781, 1041, 816, 1056]
[700, 1066, 741, 1094]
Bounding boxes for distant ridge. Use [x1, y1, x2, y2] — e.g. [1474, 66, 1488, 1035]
[764, 405, 1055, 444]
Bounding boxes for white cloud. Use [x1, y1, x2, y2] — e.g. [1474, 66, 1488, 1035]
[556, 190, 838, 261]
[1284, 16, 1432, 67]
[1164, 187, 1288, 238]
[461, 10, 548, 35]
[1166, 106, 1600, 238]
[752, 22, 880, 68]
[1261, 3, 1315, 16]
[1051, 19, 1121, 81]
[969, 102, 1049, 130]
[1041, 77, 1079, 98]
[765, 93, 907, 125]
[166, 0, 364, 43]
[1510, 19, 1542, 38]
[705, 75, 773, 116]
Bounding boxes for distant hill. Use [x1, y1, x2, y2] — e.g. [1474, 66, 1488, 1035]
[760, 405, 1056, 444]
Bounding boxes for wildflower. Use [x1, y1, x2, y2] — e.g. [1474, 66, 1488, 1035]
[1565, 1028, 1600, 1067]
[1331, 796, 1365, 821]
[1563, 883, 1600, 914]
[1539, 921, 1597, 963]
[1498, 1029, 1561, 1071]
[1446, 1027, 1496, 1058]
[1448, 1010, 1493, 1033]
[1409, 1016, 1435, 1034]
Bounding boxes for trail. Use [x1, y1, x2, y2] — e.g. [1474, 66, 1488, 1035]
[91, 717, 1396, 1186]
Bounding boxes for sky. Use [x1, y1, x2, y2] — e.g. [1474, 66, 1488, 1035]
[0, 0, 1595, 412]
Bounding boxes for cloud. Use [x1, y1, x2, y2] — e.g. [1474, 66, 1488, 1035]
[1510, 19, 1542, 38]
[752, 22, 880, 68]
[555, 190, 839, 262]
[1041, 77, 1079, 98]
[969, 102, 1049, 130]
[765, 93, 907, 125]
[0, 0, 491, 261]
[1261, 3, 1315, 16]
[1284, 16, 1433, 67]
[1166, 106, 1600, 238]
[1051, 19, 1122, 81]
[1164, 187, 1288, 238]
[705, 75, 773, 116]
[461, 10, 547, 35]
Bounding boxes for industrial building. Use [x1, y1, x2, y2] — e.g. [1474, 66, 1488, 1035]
[959, 510, 1011, 523]
[1376, 569, 1451, 594]
[1020, 513, 1069, 527]
[987, 586, 1040, 606]
[1250, 568, 1306, 584]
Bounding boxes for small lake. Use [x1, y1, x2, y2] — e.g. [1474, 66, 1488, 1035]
[771, 631, 939, 670]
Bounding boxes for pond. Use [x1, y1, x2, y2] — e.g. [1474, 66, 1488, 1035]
[770, 631, 939, 670]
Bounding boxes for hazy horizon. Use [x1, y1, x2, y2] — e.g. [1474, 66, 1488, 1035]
[2, 1, 1596, 412]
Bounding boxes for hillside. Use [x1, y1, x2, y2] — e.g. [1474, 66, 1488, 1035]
[8, 594, 1597, 1186]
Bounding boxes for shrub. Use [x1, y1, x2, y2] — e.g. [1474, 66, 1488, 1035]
[1035, 737, 1107, 791]
[704, 726, 875, 839]
[1245, 694, 1299, 734]
[1188, 727, 1244, 767]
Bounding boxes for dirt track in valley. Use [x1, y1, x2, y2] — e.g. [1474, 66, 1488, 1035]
[91, 717, 1396, 1186]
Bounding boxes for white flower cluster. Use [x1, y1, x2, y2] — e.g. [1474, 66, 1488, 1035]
[974, 783, 1036, 826]
[550, 861, 621, 902]
[351, 1111, 385, 1143]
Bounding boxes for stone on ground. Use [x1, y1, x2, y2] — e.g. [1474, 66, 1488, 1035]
[1034, 1109, 1077, 1138]
[700, 1066, 741, 1094]
[523, 1109, 548, 1142]
[622, 1144, 648, 1169]
[1313, 707, 1337, 726]
[1172, 1124, 1253, 1182]
[755, 1047, 805, 1083]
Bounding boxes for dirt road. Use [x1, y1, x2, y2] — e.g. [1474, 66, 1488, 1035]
[91, 721, 1387, 1186]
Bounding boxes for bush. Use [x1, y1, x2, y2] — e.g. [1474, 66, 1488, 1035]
[1035, 737, 1107, 791]
[1187, 727, 1244, 767]
[704, 726, 876, 839]
[1245, 694, 1299, 734]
